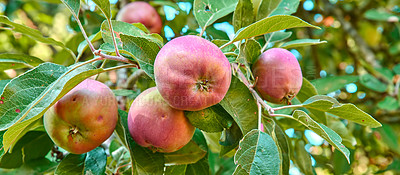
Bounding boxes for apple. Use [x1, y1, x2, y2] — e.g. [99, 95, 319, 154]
[252, 48, 303, 104]
[116, 1, 162, 34]
[128, 87, 195, 153]
[43, 79, 118, 154]
[154, 35, 231, 111]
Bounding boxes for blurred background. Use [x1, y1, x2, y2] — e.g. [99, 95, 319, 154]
[0, 0, 400, 174]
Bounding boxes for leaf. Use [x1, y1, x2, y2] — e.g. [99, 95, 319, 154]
[164, 141, 207, 165]
[232, 15, 319, 43]
[219, 76, 258, 135]
[193, 0, 239, 30]
[77, 31, 102, 59]
[294, 140, 313, 175]
[280, 39, 327, 49]
[275, 124, 290, 175]
[0, 62, 102, 131]
[119, 110, 165, 175]
[4, 118, 43, 153]
[311, 75, 359, 94]
[165, 165, 187, 175]
[186, 104, 233, 132]
[257, 0, 281, 20]
[302, 95, 382, 128]
[270, 0, 300, 16]
[238, 38, 261, 65]
[0, 16, 76, 59]
[377, 96, 399, 111]
[84, 147, 107, 175]
[0, 54, 43, 71]
[291, 110, 350, 162]
[185, 156, 210, 175]
[233, 129, 280, 175]
[91, 0, 111, 19]
[296, 77, 327, 125]
[55, 154, 85, 174]
[359, 74, 387, 92]
[219, 122, 243, 156]
[60, 0, 80, 17]
[376, 124, 400, 154]
[0, 80, 10, 94]
[100, 20, 163, 47]
[233, 0, 254, 32]
[364, 9, 400, 22]
[120, 34, 161, 79]
[264, 31, 292, 43]
[0, 130, 4, 158]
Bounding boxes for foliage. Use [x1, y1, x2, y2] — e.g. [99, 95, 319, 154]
[0, 0, 397, 174]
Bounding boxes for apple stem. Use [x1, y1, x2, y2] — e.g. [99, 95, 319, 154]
[69, 126, 79, 135]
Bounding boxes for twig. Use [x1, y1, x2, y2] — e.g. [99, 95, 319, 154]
[272, 104, 303, 111]
[270, 113, 293, 119]
[220, 40, 235, 50]
[262, 32, 274, 52]
[122, 69, 146, 89]
[257, 103, 262, 130]
[107, 19, 121, 57]
[94, 50, 137, 65]
[232, 63, 274, 114]
[74, 13, 95, 55]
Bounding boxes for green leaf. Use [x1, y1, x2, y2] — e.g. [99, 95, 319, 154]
[119, 110, 165, 175]
[232, 15, 319, 43]
[77, 32, 102, 59]
[84, 147, 107, 175]
[293, 140, 313, 175]
[165, 165, 187, 175]
[393, 64, 400, 75]
[302, 95, 382, 128]
[0, 80, 10, 94]
[186, 104, 233, 132]
[100, 20, 163, 47]
[219, 76, 258, 135]
[55, 154, 86, 174]
[0, 16, 76, 59]
[233, 129, 280, 175]
[311, 75, 359, 94]
[275, 124, 290, 175]
[291, 110, 350, 162]
[296, 77, 327, 125]
[0, 54, 43, 71]
[60, 0, 80, 17]
[238, 38, 261, 65]
[377, 96, 399, 111]
[264, 31, 292, 43]
[233, 0, 254, 32]
[376, 124, 400, 154]
[4, 118, 44, 153]
[0, 130, 4, 158]
[193, 0, 239, 30]
[120, 34, 161, 79]
[91, 0, 111, 19]
[0, 62, 102, 131]
[257, 0, 281, 20]
[364, 9, 400, 22]
[164, 140, 207, 165]
[359, 74, 387, 93]
[185, 156, 210, 175]
[219, 122, 243, 156]
[270, 0, 300, 16]
[280, 39, 327, 49]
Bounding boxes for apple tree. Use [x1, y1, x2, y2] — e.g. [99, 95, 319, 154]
[0, 0, 390, 174]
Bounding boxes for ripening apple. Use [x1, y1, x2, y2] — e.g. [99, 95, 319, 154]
[154, 35, 232, 111]
[252, 48, 303, 104]
[128, 87, 195, 153]
[43, 79, 118, 154]
[116, 1, 162, 34]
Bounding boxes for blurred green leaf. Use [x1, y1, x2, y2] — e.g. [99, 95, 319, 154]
[219, 76, 258, 135]
[364, 9, 400, 22]
[294, 140, 313, 175]
[232, 15, 319, 42]
[0, 54, 43, 71]
[164, 141, 207, 165]
[186, 104, 233, 132]
[257, 0, 281, 20]
[377, 96, 399, 111]
[0, 16, 76, 59]
[311, 75, 359, 94]
[303, 95, 382, 127]
[193, 0, 238, 30]
[233, 129, 280, 174]
[270, 0, 300, 16]
[376, 124, 400, 154]
[359, 74, 387, 93]
[233, 0, 254, 32]
[280, 39, 327, 49]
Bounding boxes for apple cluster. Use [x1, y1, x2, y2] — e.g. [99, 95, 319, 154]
[43, 2, 303, 155]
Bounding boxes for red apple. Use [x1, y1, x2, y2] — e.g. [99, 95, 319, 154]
[252, 48, 303, 104]
[128, 87, 195, 153]
[116, 1, 162, 34]
[154, 35, 231, 111]
[43, 79, 118, 154]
